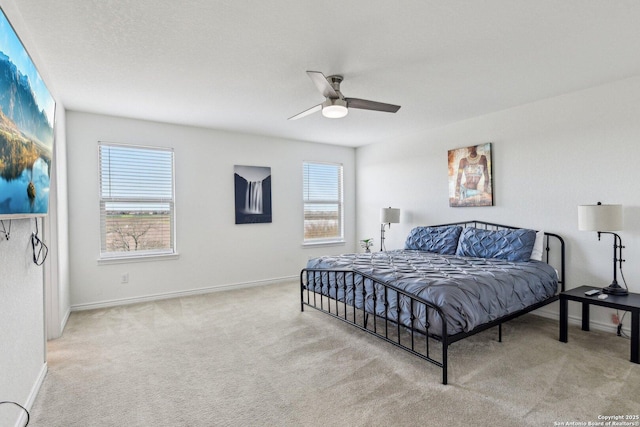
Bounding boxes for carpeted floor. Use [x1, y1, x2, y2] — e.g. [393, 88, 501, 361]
[30, 281, 640, 426]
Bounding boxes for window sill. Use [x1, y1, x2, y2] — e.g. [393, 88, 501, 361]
[98, 252, 180, 265]
[301, 240, 345, 248]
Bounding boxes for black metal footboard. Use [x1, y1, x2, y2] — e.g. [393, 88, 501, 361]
[300, 268, 452, 384]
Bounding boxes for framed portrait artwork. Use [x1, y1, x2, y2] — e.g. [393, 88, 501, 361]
[448, 143, 493, 207]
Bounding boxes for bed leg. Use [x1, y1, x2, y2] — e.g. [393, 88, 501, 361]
[363, 313, 369, 328]
[442, 341, 448, 385]
[300, 273, 306, 312]
[498, 323, 502, 342]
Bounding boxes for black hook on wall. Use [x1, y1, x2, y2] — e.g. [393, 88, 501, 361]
[0, 219, 10, 240]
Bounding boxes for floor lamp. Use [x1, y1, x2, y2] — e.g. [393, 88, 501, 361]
[578, 202, 628, 296]
[380, 207, 400, 251]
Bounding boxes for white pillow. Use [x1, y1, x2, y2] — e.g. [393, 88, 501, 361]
[530, 230, 544, 261]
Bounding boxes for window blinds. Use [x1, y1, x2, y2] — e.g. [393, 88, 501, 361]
[99, 143, 175, 257]
[303, 162, 343, 241]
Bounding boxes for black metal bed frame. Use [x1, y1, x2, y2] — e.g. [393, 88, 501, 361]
[300, 220, 565, 385]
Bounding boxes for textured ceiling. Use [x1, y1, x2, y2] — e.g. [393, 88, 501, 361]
[10, 0, 640, 147]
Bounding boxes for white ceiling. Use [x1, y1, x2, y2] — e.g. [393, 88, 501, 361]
[12, 0, 640, 147]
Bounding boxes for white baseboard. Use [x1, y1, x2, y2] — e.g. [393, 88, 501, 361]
[71, 283, 632, 337]
[70, 275, 298, 312]
[533, 306, 630, 336]
[60, 307, 71, 334]
[13, 363, 47, 427]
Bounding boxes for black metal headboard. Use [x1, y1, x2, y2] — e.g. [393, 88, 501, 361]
[431, 220, 566, 293]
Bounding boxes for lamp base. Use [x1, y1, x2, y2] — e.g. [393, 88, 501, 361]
[602, 284, 628, 296]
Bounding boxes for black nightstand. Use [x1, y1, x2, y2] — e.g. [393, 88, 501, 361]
[559, 285, 640, 363]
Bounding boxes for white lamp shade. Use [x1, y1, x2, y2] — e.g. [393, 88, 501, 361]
[578, 204, 623, 231]
[380, 207, 400, 224]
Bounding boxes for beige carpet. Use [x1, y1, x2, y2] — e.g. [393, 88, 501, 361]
[31, 281, 640, 426]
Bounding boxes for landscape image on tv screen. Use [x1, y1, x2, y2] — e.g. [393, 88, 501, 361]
[0, 8, 55, 218]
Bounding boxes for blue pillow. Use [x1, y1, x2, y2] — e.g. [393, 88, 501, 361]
[455, 227, 536, 262]
[404, 226, 463, 255]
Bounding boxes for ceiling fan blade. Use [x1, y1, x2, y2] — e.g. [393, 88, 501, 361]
[307, 71, 339, 99]
[345, 98, 401, 113]
[288, 103, 322, 120]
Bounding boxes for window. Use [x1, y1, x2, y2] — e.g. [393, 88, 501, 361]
[303, 162, 343, 243]
[99, 142, 175, 259]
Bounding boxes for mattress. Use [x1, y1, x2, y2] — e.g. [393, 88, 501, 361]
[305, 250, 558, 336]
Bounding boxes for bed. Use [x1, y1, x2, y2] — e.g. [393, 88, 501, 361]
[300, 220, 565, 384]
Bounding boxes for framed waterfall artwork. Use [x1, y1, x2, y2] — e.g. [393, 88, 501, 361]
[448, 143, 493, 207]
[234, 165, 272, 224]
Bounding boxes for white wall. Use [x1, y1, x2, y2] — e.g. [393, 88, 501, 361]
[0, 106, 68, 427]
[0, 2, 66, 425]
[66, 111, 356, 308]
[45, 106, 71, 339]
[0, 219, 47, 427]
[356, 76, 640, 332]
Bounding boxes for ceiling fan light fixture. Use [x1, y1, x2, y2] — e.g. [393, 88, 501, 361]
[322, 98, 348, 118]
[289, 71, 400, 120]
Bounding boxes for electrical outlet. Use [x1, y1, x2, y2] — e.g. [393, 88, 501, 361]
[121, 273, 129, 284]
[611, 313, 620, 325]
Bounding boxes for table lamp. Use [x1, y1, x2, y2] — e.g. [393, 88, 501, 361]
[380, 207, 400, 251]
[578, 202, 628, 296]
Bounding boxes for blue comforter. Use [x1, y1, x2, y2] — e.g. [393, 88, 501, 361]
[305, 250, 558, 336]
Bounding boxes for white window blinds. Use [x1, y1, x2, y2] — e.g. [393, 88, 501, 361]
[303, 162, 343, 242]
[99, 142, 175, 258]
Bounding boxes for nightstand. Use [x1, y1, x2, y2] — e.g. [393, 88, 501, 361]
[559, 285, 640, 363]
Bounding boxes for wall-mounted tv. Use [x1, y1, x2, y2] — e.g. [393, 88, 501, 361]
[0, 7, 55, 219]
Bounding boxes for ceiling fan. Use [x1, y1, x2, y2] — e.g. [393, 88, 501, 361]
[288, 71, 401, 120]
